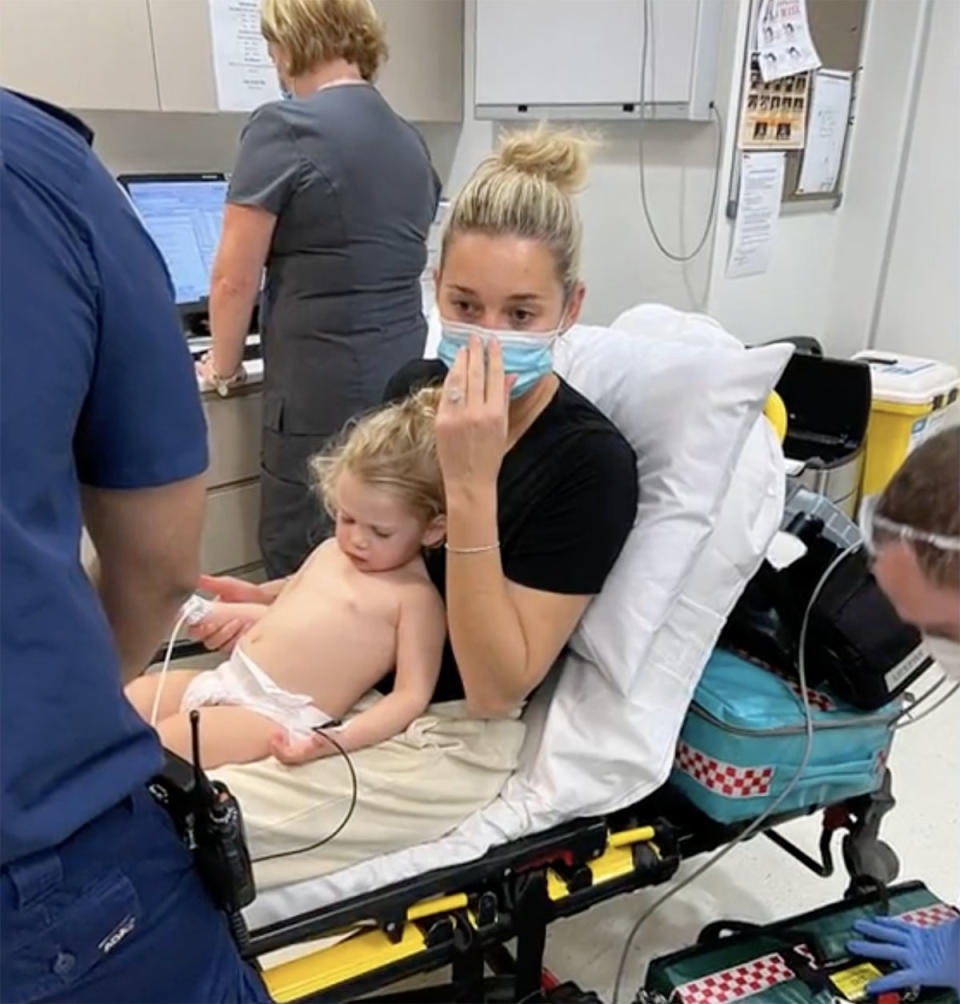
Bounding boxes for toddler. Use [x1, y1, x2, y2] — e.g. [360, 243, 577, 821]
[126, 389, 446, 769]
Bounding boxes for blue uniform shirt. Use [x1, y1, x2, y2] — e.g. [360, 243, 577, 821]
[0, 90, 209, 865]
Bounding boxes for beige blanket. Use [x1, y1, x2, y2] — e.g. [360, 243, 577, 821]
[212, 696, 525, 890]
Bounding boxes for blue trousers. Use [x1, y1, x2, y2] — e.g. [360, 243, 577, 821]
[1, 788, 271, 1003]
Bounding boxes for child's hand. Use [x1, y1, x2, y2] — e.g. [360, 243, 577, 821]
[269, 730, 337, 766]
[187, 601, 265, 652]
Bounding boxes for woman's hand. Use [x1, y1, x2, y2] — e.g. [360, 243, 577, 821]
[186, 600, 265, 652]
[197, 574, 266, 604]
[436, 335, 515, 495]
[195, 354, 218, 389]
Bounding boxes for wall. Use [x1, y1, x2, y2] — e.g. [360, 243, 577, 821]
[823, 0, 935, 359]
[706, 0, 958, 365]
[705, 0, 859, 349]
[447, 0, 748, 326]
[84, 110, 461, 183]
[868, 0, 959, 364]
[85, 110, 245, 174]
[83, 1, 746, 330]
[83, 0, 955, 364]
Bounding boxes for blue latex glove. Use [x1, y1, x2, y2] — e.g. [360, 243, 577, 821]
[847, 916, 960, 995]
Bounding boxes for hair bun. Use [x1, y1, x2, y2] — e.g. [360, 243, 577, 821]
[496, 127, 591, 194]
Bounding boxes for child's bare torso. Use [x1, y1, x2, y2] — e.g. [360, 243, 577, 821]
[239, 541, 431, 717]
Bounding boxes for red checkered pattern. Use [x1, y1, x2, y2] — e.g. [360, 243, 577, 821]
[896, 904, 959, 929]
[675, 952, 796, 1004]
[785, 681, 835, 712]
[675, 743, 774, 798]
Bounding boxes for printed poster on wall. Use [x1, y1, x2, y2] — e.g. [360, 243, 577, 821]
[726, 152, 786, 280]
[756, 0, 822, 83]
[739, 56, 808, 151]
[208, 0, 282, 112]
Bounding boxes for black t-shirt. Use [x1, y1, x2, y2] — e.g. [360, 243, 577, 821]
[382, 359, 639, 702]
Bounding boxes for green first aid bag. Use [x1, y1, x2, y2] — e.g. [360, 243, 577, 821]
[640, 882, 958, 1004]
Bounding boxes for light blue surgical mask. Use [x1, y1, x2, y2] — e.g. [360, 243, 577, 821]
[437, 320, 563, 399]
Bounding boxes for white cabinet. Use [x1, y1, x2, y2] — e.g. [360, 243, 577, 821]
[80, 388, 264, 580]
[0, 0, 462, 120]
[201, 387, 263, 575]
[148, 0, 462, 120]
[148, 0, 220, 113]
[0, 0, 160, 111]
[474, 0, 722, 120]
[200, 480, 262, 574]
[203, 386, 262, 487]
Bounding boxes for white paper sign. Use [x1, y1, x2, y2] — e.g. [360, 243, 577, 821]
[726, 152, 786, 279]
[757, 0, 822, 83]
[797, 70, 853, 194]
[208, 0, 282, 112]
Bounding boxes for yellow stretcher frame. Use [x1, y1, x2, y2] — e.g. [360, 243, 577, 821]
[242, 761, 896, 1004]
[262, 825, 660, 1003]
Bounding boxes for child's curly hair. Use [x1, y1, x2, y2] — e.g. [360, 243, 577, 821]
[310, 387, 444, 522]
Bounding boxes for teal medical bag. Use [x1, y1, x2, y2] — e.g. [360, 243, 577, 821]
[671, 650, 898, 824]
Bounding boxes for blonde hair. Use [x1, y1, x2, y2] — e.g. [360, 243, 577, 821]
[441, 126, 592, 298]
[310, 387, 444, 522]
[261, 0, 387, 80]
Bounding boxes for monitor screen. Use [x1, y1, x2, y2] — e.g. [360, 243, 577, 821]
[122, 175, 228, 306]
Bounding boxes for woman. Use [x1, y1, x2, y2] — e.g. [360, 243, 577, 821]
[200, 127, 639, 882]
[199, 0, 441, 577]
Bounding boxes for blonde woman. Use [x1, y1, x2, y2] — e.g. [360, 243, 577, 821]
[203, 129, 638, 885]
[200, 0, 441, 578]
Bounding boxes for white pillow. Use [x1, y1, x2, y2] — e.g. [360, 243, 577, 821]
[612, 302, 743, 349]
[553, 319, 793, 680]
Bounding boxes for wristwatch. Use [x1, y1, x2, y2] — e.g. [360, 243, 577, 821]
[212, 366, 247, 398]
[203, 353, 247, 397]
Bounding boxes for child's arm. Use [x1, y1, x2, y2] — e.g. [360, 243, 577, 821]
[270, 584, 446, 763]
[331, 584, 445, 753]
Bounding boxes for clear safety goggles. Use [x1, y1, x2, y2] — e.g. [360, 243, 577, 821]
[859, 493, 960, 558]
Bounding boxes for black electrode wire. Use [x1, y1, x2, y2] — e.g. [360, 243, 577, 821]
[252, 729, 358, 864]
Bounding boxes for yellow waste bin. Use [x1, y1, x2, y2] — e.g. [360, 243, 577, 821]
[853, 351, 960, 497]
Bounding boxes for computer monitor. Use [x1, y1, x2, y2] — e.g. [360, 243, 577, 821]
[119, 173, 228, 310]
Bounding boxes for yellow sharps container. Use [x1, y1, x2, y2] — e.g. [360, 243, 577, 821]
[853, 351, 960, 497]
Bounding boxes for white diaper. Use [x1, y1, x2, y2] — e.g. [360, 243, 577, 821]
[180, 647, 334, 739]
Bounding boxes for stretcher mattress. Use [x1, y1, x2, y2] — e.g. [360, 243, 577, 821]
[244, 310, 791, 930]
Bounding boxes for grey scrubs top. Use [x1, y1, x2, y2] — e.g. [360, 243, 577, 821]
[228, 83, 441, 576]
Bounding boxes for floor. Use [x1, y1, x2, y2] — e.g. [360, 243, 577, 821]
[540, 686, 959, 1001]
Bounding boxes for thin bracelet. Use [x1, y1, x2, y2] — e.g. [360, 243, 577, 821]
[445, 541, 501, 555]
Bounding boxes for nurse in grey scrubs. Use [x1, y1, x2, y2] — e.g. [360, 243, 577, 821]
[200, 0, 441, 577]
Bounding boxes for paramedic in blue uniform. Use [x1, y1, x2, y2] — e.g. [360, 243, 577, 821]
[0, 89, 269, 1003]
[848, 427, 960, 998]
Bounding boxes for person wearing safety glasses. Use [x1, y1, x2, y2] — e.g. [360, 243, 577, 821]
[847, 426, 960, 998]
